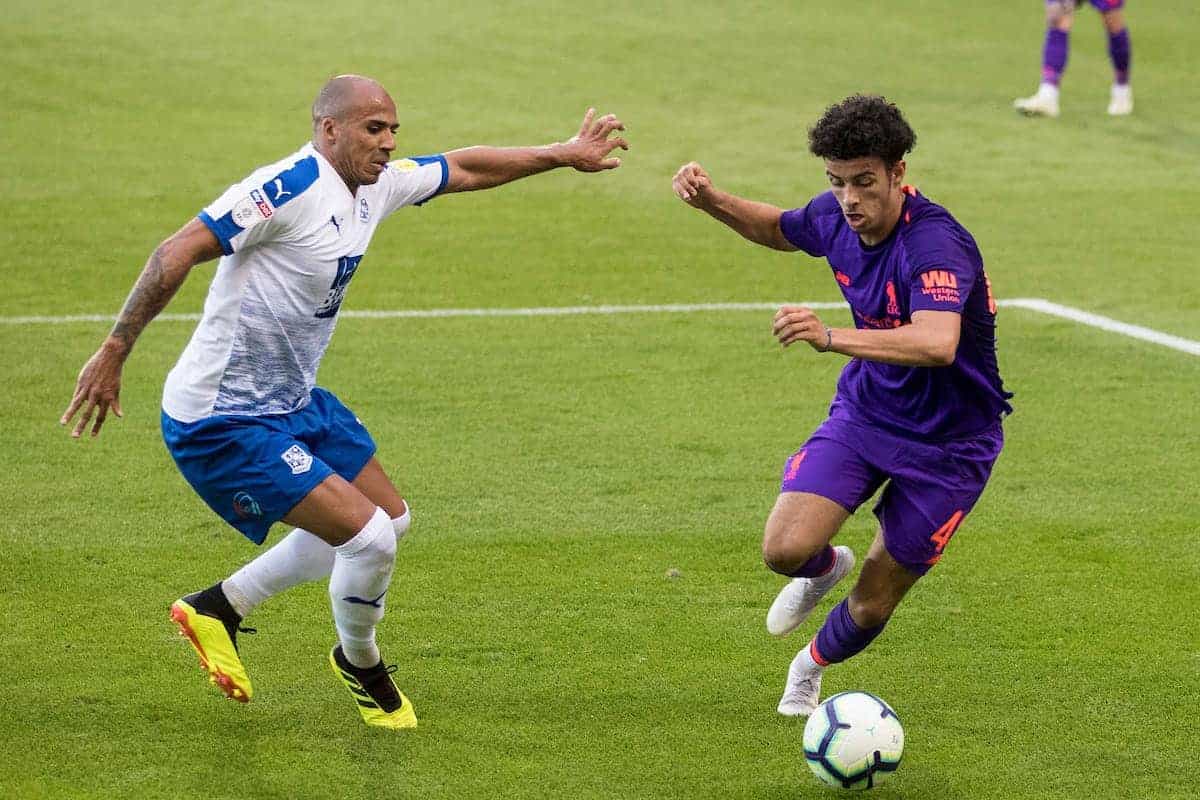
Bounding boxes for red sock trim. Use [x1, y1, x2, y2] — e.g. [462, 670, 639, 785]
[809, 639, 830, 667]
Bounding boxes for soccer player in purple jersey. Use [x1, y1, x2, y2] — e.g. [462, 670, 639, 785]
[672, 95, 1013, 716]
[1014, 0, 1133, 117]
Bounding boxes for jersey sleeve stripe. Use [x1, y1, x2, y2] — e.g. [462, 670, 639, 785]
[260, 155, 320, 209]
[411, 154, 449, 206]
[197, 210, 238, 256]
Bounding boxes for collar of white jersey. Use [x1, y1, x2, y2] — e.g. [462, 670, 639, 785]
[301, 141, 360, 202]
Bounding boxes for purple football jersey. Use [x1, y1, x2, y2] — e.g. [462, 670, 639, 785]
[779, 187, 1013, 441]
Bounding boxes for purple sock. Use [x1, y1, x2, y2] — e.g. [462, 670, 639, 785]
[1042, 28, 1069, 85]
[1108, 28, 1131, 85]
[810, 599, 886, 666]
[786, 545, 834, 578]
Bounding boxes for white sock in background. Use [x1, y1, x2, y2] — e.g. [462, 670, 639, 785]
[222, 528, 335, 618]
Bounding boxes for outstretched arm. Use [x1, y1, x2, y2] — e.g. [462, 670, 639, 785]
[672, 161, 797, 252]
[442, 108, 628, 193]
[60, 218, 223, 438]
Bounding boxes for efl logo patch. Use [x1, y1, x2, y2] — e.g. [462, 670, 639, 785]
[280, 444, 313, 475]
[231, 190, 273, 229]
[249, 188, 273, 218]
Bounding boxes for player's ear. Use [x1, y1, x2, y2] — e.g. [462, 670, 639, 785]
[319, 116, 338, 145]
[891, 160, 906, 186]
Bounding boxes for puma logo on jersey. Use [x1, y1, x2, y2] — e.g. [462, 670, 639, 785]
[270, 178, 291, 202]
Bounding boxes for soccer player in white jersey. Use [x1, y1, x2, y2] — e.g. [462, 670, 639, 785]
[61, 75, 628, 729]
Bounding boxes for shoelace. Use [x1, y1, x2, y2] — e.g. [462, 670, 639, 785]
[783, 675, 818, 703]
[360, 664, 403, 710]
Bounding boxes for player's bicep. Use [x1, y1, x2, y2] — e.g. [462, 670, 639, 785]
[910, 310, 961, 365]
[441, 150, 475, 194]
[771, 214, 800, 251]
[164, 217, 224, 266]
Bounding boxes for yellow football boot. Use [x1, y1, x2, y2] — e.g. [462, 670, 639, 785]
[329, 646, 417, 729]
[170, 590, 253, 703]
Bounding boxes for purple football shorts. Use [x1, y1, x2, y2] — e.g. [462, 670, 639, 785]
[1050, 0, 1125, 11]
[779, 416, 1004, 575]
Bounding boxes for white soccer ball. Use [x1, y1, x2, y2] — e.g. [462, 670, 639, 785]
[802, 691, 904, 791]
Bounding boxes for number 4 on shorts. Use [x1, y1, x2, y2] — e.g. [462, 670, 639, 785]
[926, 510, 965, 565]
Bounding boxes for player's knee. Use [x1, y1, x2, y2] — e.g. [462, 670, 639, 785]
[355, 507, 398, 568]
[1046, 5, 1073, 30]
[392, 504, 411, 541]
[761, 528, 824, 575]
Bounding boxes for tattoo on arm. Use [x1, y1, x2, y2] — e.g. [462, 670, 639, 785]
[109, 244, 190, 354]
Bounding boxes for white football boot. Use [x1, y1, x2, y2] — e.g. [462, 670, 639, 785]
[1107, 84, 1133, 116]
[766, 546, 855, 637]
[777, 649, 823, 717]
[1014, 83, 1061, 118]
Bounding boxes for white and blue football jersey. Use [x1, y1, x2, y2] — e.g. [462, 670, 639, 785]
[161, 143, 447, 422]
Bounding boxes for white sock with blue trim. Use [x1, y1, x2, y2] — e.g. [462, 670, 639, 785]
[221, 505, 411, 618]
[329, 506, 396, 668]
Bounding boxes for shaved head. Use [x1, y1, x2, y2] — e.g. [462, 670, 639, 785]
[312, 74, 389, 130]
[310, 74, 399, 193]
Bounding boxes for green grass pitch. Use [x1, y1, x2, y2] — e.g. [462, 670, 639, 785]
[2, 1, 1198, 798]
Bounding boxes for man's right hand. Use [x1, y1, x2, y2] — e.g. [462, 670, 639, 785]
[672, 161, 713, 207]
[61, 340, 126, 438]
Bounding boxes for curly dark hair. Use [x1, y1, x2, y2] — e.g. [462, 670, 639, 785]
[808, 95, 916, 167]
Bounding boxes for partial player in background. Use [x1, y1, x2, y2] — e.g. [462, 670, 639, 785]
[61, 75, 627, 730]
[672, 95, 1013, 716]
[1014, 0, 1133, 117]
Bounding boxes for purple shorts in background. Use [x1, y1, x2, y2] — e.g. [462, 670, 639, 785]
[1052, 0, 1124, 11]
[779, 417, 1004, 575]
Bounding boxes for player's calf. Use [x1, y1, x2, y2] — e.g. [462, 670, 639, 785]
[329, 506, 397, 668]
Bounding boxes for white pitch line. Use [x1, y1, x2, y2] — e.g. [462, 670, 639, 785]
[1003, 298, 1200, 357]
[342, 301, 847, 318]
[0, 302, 845, 326]
[2, 299, 1197, 356]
